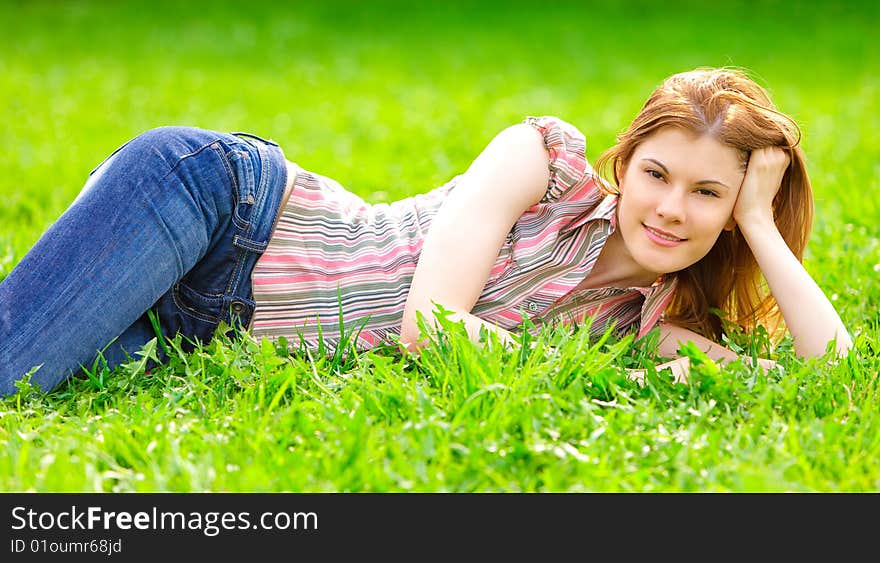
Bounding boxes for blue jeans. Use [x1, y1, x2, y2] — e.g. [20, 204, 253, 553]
[0, 126, 288, 396]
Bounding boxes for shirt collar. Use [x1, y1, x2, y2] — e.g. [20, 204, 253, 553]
[631, 273, 669, 296]
[560, 192, 618, 236]
[556, 188, 672, 295]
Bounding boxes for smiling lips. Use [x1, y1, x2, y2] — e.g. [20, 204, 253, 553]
[642, 224, 686, 247]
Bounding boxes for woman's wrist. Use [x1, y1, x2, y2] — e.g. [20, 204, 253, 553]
[734, 210, 777, 238]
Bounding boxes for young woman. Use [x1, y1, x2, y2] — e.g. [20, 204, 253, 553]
[0, 67, 851, 396]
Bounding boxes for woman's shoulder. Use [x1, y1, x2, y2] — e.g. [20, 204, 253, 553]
[521, 115, 592, 203]
[523, 115, 587, 143]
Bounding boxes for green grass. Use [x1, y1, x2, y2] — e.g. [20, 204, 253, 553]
[1, 0, 878, 491]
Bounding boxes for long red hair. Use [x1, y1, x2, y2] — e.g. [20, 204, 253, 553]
[593, 67, 813, 342]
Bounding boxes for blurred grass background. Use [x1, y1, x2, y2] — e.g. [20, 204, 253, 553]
[0, 0, 878, 491]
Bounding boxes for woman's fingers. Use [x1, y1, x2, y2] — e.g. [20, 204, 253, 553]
[626, 356, 777, 390]
[626, 357, 691, 386]
[734, 146, 791, 225]
[664, 357, 691, 384]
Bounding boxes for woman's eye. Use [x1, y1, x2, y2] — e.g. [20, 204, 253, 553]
[696, 188, 719, 198]
[646, 169, 664, 180]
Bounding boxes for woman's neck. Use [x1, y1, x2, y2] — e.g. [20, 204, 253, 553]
[581, 229, 661, 290]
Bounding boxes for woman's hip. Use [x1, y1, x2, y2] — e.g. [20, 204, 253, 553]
[85, 125, 291, 342]
[147, 127, 290, 335]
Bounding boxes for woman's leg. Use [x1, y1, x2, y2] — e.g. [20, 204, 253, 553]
[0, 126, 245, 395]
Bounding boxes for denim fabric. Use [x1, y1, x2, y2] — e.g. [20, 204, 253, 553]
[0, 126, 288, 396]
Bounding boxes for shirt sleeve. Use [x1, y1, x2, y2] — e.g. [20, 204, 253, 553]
[523, 115, 590, 203]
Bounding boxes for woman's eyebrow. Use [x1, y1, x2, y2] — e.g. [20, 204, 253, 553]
[642, 158, 731, 190]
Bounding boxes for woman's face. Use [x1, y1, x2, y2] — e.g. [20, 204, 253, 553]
[616, 126, 745, 279]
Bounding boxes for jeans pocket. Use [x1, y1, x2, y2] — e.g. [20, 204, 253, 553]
[224, 149, 258, 228]
[172, 281, 224, 323]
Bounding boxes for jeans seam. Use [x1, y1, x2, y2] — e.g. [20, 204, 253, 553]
[213, 146, 246, 229]
[231, 211, 250, 232]
[225, 150, 254, 231]
[225, 248, 248, 295]
[226, 142, 275, 297]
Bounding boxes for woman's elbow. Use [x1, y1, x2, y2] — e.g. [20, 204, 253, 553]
[799, 330, 853, 360]
[398, 304, 457, 355]
[834, 331, 854, 357]
[398, 314, 427, 355]
[398, 331, 432, 357]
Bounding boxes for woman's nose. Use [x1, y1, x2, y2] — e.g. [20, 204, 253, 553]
[655, 188, 686, 222]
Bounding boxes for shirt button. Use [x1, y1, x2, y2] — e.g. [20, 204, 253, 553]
[528, 302, 540, 312]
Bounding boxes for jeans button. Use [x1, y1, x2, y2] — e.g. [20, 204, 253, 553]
[231, 300, 246, 315]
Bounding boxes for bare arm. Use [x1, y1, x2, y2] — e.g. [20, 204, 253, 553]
[399, 123, 550, 353]
[734, 147, 852, 358]
[737, 217, 852, 358]
[662, 321, 776, 365]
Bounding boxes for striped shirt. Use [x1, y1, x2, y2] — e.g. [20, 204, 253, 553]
[248, 115, 677, 352]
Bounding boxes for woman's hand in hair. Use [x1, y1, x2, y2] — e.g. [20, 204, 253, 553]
[732, 146, 791, 228]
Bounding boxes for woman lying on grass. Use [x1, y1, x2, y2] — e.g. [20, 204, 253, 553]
[0, 66, 851, 396]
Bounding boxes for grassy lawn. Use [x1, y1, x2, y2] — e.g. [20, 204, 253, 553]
[0, 0, 878, 492]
